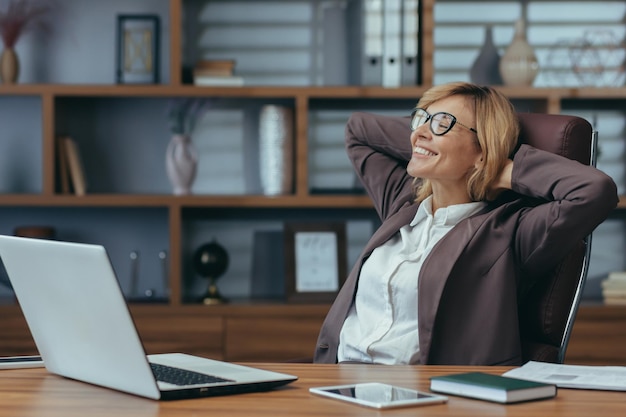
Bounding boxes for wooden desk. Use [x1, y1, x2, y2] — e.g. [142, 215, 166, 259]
[0, 364, 624, 416]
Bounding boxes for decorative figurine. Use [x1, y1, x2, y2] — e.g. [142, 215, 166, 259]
[193, 239, 229, 305]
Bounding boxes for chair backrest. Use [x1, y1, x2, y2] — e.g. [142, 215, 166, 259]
[516, 113, 595, 364]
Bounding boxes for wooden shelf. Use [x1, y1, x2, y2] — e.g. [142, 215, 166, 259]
[0, 194, 374, 208]
[3, 84, 626, 100]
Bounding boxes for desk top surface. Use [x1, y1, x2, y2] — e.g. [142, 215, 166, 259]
[0, 363, 624, 416]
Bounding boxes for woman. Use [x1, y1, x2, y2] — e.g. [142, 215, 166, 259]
[313, 82, 618, 366]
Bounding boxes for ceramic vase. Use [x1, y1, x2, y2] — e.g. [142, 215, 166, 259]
[499, 18, 539, 86]
[0, 48, 19, 84]
[259, 105, 293, 196]
[469, 25, 503, 85]
[165, 134, 198, 195]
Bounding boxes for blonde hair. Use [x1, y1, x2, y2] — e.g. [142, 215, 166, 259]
[413, 82, 519, 203]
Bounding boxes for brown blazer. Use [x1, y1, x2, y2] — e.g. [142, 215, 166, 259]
[313, 112, 618, 366]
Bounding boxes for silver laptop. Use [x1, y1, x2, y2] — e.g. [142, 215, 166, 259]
[0, 235, 297, 400]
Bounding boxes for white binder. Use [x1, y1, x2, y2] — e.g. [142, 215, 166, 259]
[382, 0, 402, 88]
[347, 0, 384, 85]
[321, 3, 349, 85]
[401, 0, 420, 85]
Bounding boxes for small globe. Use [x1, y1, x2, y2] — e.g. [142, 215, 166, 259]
[193, 241, 229, 279]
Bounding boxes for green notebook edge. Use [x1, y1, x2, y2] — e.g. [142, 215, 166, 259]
[432, 372, 553, 391]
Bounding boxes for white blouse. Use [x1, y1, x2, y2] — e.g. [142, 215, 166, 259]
[337, 196, 486, 364]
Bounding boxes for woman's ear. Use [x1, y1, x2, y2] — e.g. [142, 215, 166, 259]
[474, 155, 484, 170]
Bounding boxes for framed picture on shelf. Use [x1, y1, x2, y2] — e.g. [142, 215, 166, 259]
[284, 222, 347, 303]
[116, 14, 160, 84]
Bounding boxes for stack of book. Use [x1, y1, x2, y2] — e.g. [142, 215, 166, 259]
[193, 60, 244, 86]
[601, 272, 626, 305]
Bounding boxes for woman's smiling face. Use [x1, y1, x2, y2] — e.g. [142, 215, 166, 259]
[406, 95, 482, 191]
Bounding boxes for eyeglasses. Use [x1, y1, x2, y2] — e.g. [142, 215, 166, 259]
[410, 107, 477, 136]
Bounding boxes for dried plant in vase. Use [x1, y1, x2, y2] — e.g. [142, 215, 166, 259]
[165, 98, 212, 195]
[167, 98, 212, 135]
[0, 0, 53, 83]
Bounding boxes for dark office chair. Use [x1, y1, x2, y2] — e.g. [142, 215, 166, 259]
[292, 112, 597, 365]
[516, 112, 597, 364]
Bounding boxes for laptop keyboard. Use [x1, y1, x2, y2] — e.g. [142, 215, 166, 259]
[150, 362, 233, 386]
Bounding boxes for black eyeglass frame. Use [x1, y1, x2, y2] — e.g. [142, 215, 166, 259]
[410, 107, 478, 136]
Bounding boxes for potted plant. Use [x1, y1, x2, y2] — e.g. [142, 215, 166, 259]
[0, 0, 53, 83]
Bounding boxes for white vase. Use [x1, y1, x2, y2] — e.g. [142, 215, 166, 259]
[259, 105, 293, 196]
[499, 18, 539, 86]
[165, 134, 198, 195]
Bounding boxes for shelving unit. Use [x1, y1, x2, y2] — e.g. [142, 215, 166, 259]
[0, 0, 624, 364]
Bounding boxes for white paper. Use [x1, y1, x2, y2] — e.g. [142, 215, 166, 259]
[503, 361, 626, 391]
[294, 231, 339, 293]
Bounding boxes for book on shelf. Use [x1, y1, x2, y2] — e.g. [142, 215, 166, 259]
[193, 75, 244, 87]
[193, 59, 236, 77]
[604, 296, 626, 305]
[192, 59, 244, 86]
[56, 136, 70, 194]
[430, 372, 557, 404]
[602, 287, 626, 296]
[250, 230, 285, 300]
[601, 271, 626, 304]
[58, 136, 87, 196]
[601, 284, 626, 294]
[604, 271, 626, 286]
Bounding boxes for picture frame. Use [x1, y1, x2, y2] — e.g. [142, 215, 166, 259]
[284, 222, 347, 303]
[116, 14, 160, 84]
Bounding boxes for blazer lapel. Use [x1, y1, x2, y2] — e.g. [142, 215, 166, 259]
[417, 211, 489, 361]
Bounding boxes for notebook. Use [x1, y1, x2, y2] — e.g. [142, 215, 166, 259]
[0, 235, 297, 400]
